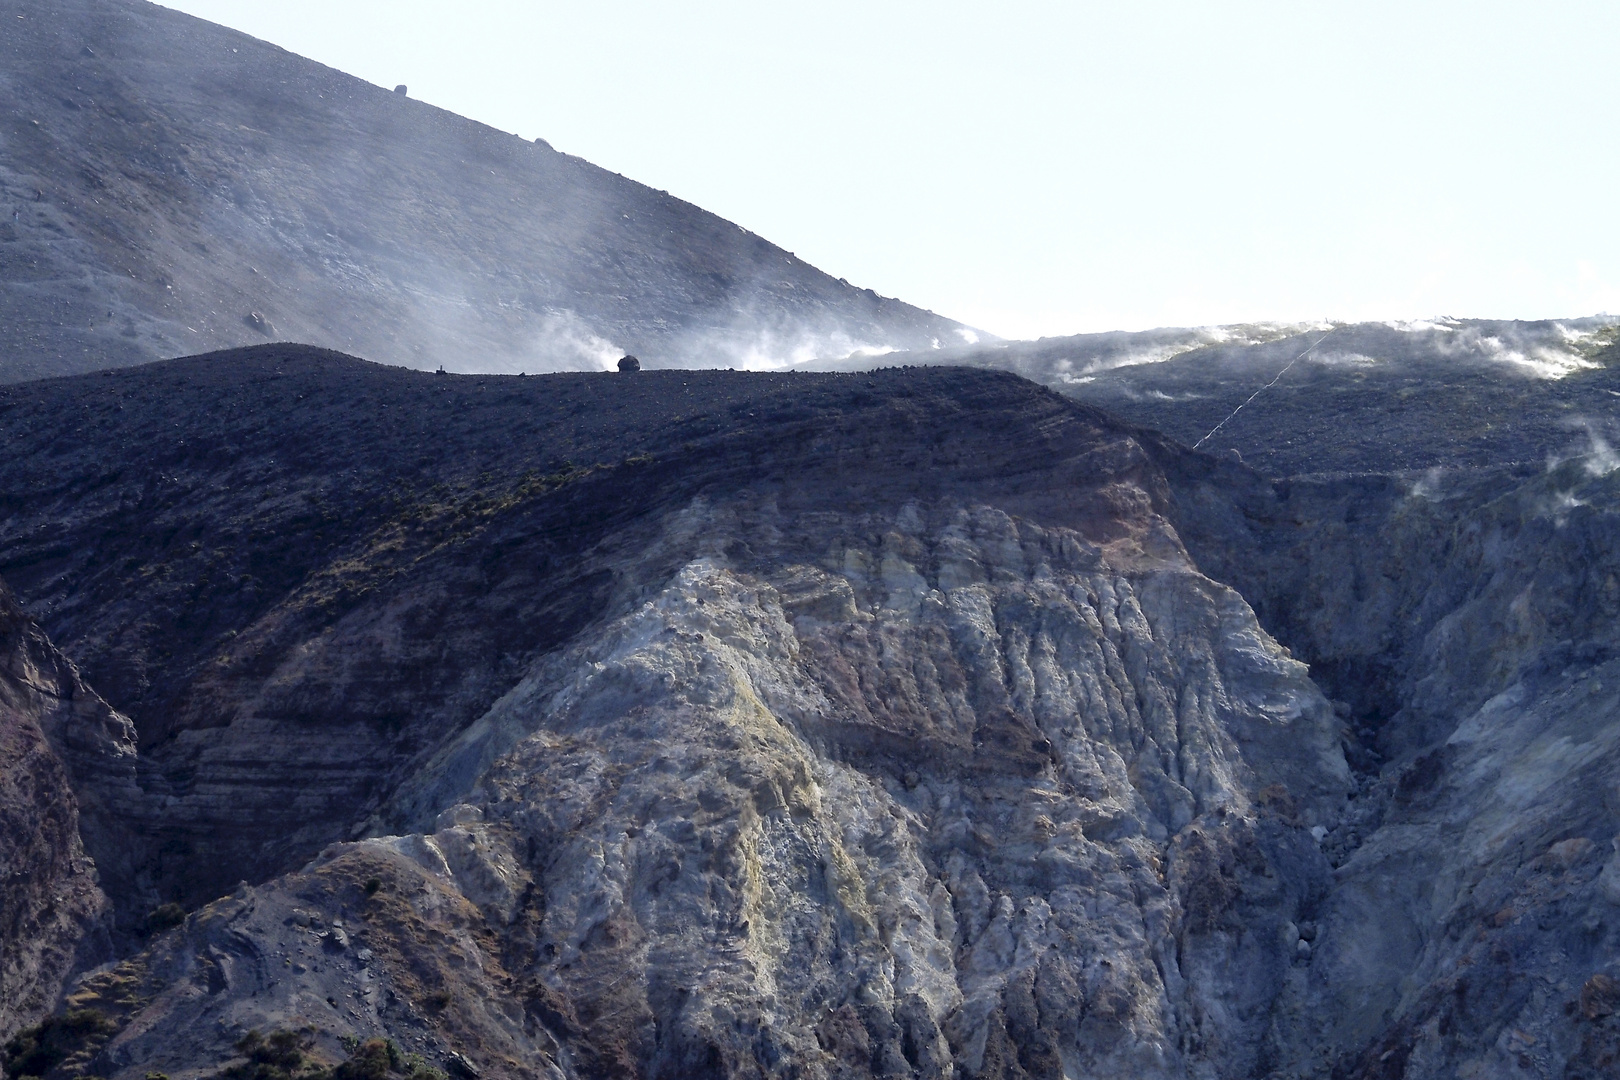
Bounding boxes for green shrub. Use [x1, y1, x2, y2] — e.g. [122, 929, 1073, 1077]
[145, 903, 187, 933]
[1, 1009, 119, 1077]
[332, 1039, 391, 1080]
[213, 1028, 328, 1080]
[202, 1028, 429, 1080]
[400, 1053, 446, 1080]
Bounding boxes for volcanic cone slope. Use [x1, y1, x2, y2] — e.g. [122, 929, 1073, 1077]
[0, 0, 967, 383]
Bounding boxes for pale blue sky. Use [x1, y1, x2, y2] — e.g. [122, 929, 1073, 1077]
[160, 1, 1620, 339]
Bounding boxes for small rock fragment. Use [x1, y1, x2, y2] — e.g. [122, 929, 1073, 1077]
[445, 1051, 481, 1078]
[1580, 974, 1618, 1020]
[1547, 837, 1594, 869]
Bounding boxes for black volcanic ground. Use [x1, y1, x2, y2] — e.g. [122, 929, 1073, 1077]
[0, 345, 1114, 753]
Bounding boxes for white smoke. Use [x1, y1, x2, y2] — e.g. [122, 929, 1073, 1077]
[1383, 317, 1461, 334]
[1541, 421, 1619, 525]
[1312, 351, 1381, 367]
[1074, 340, 1206, 374]
[1067, 321, 1333, 378]
[526, 309, 624, 371]
[1577, 424, 1620, 478]
[662, 326, 906, 371]
[1430, 322, 1600, 380]
[1408, 467, 1447, 501]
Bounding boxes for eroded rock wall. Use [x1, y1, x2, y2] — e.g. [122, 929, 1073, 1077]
[64, 483, 1352, 1079]
[0, 579, 126, 1039]
[1160, 442, 1620, 1078]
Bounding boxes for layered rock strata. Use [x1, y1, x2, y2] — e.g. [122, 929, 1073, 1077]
[0, 579, 128, 1040]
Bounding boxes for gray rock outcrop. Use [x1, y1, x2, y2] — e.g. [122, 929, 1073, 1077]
[0, 579, 125, 1041]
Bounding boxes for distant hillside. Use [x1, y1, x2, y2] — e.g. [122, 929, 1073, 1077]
[0, 0, 972, 382]
[822, 317, 1620, 476]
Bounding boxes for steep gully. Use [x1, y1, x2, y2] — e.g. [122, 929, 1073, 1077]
[2, 349, 1618, 1078]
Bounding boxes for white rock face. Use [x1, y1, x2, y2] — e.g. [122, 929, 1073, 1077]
[55, 488, 1353, 1079]
[356, 496, 1348, 1078]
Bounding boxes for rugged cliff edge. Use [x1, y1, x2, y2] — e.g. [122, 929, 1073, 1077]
[2, 350, 1619, 1078]
[0, 578, 128, 1041]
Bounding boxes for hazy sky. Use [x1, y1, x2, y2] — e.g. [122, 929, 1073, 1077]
[160, 1, 1620, 340]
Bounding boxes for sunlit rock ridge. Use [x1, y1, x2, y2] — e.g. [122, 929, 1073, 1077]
[0, 0, 971, 384]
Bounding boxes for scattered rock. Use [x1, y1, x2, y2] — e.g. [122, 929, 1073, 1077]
[1600, 837, 1620, 905]
[1547, 837, 1595, 870]
[444, 1051, 480, 1078]
[1580, 974, 1619, 1020]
